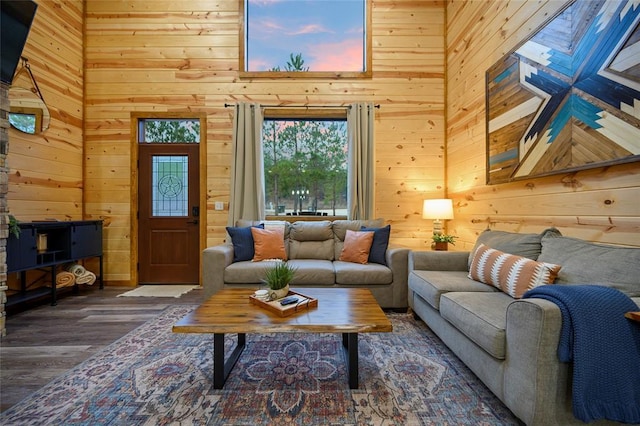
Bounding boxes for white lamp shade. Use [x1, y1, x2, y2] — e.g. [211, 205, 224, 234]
[422, 199, 454, 220]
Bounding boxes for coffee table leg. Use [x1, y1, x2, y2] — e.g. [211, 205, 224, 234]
[343, 332, 359, 389]
[213, 333, 246, 389]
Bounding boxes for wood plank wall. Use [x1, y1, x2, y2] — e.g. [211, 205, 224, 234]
[83, 0, 446, 284]
[6, 0, 84, 222]
[446, 0, 640, 250]
[4, 0, 84, 294]
[15, 1, 635, 287]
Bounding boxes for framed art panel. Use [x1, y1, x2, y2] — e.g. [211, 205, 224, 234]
[486, 0, 640, 184]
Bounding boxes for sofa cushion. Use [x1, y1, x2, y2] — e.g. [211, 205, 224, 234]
[538, 234, 640, 297]
[333, 219, 384, 259]
[468, 228, 562, 269]
[224, 260, 280, 284]
[237, 219, 291, 241]
[361, 225, 391, 265]
[251, 227, 287, 261]
[409, 270, 499, 310]
[440, 292, 512, 360]
[287, 259, 335, 285]
[339, 230, 374, 264]
[469, 244, 561, 298]
[288, 221, 334, 260]
[226, 224, 264, 262]
[334, 260, 393, 285]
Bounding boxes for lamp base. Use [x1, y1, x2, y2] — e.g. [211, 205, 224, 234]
[432, 219, 443, 235]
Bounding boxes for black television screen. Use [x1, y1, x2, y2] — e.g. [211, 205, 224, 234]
[1, 0, 38, 84]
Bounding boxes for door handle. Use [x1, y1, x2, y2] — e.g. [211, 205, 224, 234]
[187, 219, 199, 224]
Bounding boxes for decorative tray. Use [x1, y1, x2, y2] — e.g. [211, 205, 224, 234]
[249, 290, 318, 317]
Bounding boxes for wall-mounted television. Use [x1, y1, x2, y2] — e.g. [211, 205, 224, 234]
[1, 0, 38, 84]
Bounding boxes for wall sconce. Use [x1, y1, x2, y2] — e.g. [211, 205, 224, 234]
[422, 199, 454, 235]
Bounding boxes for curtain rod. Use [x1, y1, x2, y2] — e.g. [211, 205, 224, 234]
[223, 103, 380, 109]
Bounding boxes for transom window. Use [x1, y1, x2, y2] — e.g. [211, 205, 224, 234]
[138, 119, 200, 143]
[263, 115, 348, 216]
[241, 0, 371, 78]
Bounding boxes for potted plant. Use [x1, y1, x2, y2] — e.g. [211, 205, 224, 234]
[432, 234, 457, 251]
[263, 262, 297, 300]
[8, 214, 21, 239]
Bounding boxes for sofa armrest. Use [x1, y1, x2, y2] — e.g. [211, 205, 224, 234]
[503, 298, 573, 425]
[385, 245, 411, 308]
[409, 250, 470, 272]
[202, 244, 234, 299]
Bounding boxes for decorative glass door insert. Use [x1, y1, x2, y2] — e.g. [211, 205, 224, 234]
[152, 155, 188, 217]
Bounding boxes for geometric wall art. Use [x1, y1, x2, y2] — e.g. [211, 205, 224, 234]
[486, 0, 640, 184]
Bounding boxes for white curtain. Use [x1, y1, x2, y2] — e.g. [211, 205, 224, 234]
[228, 103, 265, 226]
[347, 102, 375, 219]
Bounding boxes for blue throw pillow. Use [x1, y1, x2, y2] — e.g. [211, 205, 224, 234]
[360, 225, 390, 265]
[226, 224, 264, 262]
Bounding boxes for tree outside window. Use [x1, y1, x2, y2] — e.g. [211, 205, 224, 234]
[263, 120, 347, 216]
[138, 119, 200, 143]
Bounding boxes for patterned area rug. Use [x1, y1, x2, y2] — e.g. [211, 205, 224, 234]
[0, 306, 522, 425]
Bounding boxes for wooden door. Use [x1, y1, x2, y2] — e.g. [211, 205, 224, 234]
[138, 144, 200, 284]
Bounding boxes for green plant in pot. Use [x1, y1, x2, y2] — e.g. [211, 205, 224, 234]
[263, 262, 296, 300]
[432, 234, 457, 251]
[8, 214, 21, 239]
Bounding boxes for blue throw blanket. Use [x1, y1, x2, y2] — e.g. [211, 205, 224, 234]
[523, 285, 640, 423]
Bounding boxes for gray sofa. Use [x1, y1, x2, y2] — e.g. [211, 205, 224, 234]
[203, 219, 410, 309]
[408, 228, 640, 426]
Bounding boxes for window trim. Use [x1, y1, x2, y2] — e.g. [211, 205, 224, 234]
[239, 0, 372, 79]
[263, 107, 347, 121]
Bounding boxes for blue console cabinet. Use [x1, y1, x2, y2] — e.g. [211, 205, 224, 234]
[6, 220, 103, 308]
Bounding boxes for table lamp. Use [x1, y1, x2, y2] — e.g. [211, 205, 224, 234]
[422, 199, 454, 235]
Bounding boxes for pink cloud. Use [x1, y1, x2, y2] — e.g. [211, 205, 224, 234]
[287, 24, 333, 36]
[252, 18, 286, 36]
[306, 38, 364, 72]
[249, 57, 274, 71]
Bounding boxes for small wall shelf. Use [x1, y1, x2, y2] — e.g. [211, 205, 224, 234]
[6, 220, 103, 309]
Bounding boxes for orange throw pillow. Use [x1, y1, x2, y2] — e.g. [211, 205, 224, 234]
[251, 227, 287, 261]
[339, 230, 374, 264]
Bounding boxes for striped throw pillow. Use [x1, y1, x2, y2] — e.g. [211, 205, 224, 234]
[468, 243, 561, 298]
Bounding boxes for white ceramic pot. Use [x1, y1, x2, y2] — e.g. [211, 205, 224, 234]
[268, 284, 290, 300]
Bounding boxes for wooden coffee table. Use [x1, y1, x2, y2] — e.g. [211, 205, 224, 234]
[172, 287, 392, 389]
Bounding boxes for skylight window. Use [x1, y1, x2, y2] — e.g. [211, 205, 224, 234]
[241, 0, 371, 78]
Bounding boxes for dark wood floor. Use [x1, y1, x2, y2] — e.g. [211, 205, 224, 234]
[0, 285, 204, 412]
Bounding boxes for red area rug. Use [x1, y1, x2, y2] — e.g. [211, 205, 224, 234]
[0, 306, 521, 425]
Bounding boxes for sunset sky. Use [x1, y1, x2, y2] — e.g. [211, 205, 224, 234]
[246, 0, 365, 72]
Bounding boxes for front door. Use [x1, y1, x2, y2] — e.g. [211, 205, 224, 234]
[138, 144, 200, 284]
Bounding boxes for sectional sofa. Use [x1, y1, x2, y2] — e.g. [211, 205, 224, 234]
[409, 228, 640, 425]
[203, 219, 410, 309]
